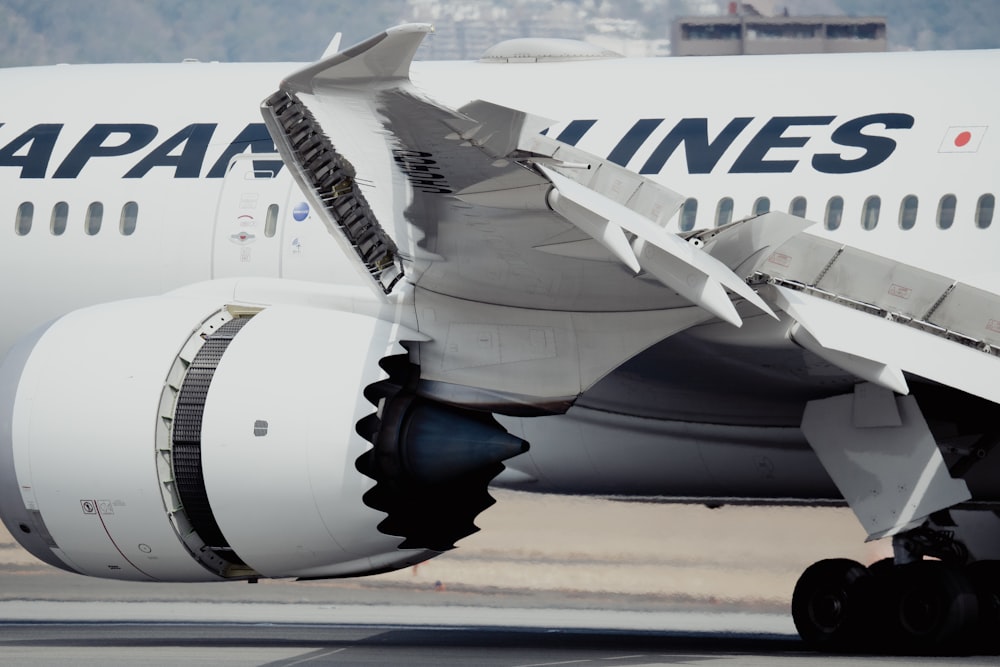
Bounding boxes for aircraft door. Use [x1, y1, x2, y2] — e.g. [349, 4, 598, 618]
[212, 154, 292, 278]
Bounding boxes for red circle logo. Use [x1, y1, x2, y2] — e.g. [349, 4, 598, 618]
[954, 131, 972, 147]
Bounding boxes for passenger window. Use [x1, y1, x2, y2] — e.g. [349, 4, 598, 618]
[15, 202, 33, 236]
[861, 195, 881, 230]
[264, 204, 279, 238]
[753, 197, 770, 216]
[937, 194, 956, 229]
[898, 195, 918, 230]
[824, 196, 843, 230]
[976, 194, 994, 229]
[789, 196, 807, 218]
[679, 198, 698, 231]
[50, 202, 68, 236]
[120, 201, 138, 236]
[715, 197, 734, 227]
[85, 202, 103, 236]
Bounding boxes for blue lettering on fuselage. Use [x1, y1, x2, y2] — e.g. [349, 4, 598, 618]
[566, 112, 914, 175]
[729, 116, 835, 173]
[0, 123, 63, 178]
[643, 117, 753, 174]
[0, 113, 914, 179]
[53, 124, 158, 178]
[0, 122, 283, 179]
[811, 113, 915, 174]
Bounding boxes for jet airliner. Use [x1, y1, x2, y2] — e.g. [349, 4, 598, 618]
[1, 24, 999, 654]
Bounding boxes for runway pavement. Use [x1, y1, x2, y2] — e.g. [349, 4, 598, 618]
[0, 613, 996, 666]
[0, 490, 886, 610]
[0, 620, 816, 666]
[0, 490, 991, 664]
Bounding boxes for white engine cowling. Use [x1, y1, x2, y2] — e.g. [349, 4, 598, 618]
[0, 294, 438, 581]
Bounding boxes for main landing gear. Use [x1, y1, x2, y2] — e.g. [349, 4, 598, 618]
[792, 527, 1000, 654]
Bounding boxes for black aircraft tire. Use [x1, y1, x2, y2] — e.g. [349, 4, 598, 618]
[889, 560, 979, 654]
[792, 558, 871, 651]
[967, 560, 1000, 651]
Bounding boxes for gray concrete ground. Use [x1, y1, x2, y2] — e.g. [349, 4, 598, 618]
[0, 490, 886, 612]
[10, 491, 981, 665]
[0, 491, 889, 613]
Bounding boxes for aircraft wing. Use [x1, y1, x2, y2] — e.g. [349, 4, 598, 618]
[259, 23, 1000, 418]
[760, 233, 1000, 406]
[260, 24, 798, 325]
[752, 233, 1000, 539]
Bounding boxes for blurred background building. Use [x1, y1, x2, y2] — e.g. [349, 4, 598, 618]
[673, 2, 885, 55]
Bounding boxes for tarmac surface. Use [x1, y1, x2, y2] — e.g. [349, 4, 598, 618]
[0, 490, 993, 664]
[0, 613, 997, 666]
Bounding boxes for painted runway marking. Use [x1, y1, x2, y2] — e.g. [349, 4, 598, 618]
[266, 647, 346, 666]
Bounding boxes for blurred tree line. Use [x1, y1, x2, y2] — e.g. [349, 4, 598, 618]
[834, 0, 1000, 50]
[0, 0, 407, 65]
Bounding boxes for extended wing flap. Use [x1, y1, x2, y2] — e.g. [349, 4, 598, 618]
[759, 231, 1000, 405]
[694, 211, 812, 278]
[789, 320, 910, 395]
[540, 166, 775, 325]
[772, 283, 1000, 405]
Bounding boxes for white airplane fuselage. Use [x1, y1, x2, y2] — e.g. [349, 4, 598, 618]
[0, 50, 997, 503]
[6, 36, 1000, 653]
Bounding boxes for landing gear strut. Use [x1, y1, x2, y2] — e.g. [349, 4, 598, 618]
[792, 528, 992, 654]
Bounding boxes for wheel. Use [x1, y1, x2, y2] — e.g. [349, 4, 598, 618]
[867, 556, 895, 578]
[967, 560, 1000, 650]
[792, 558, 871, 651]
[889, 560, 978, 653]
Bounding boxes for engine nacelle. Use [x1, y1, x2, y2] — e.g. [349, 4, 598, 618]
[0, 294, 445, 581]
